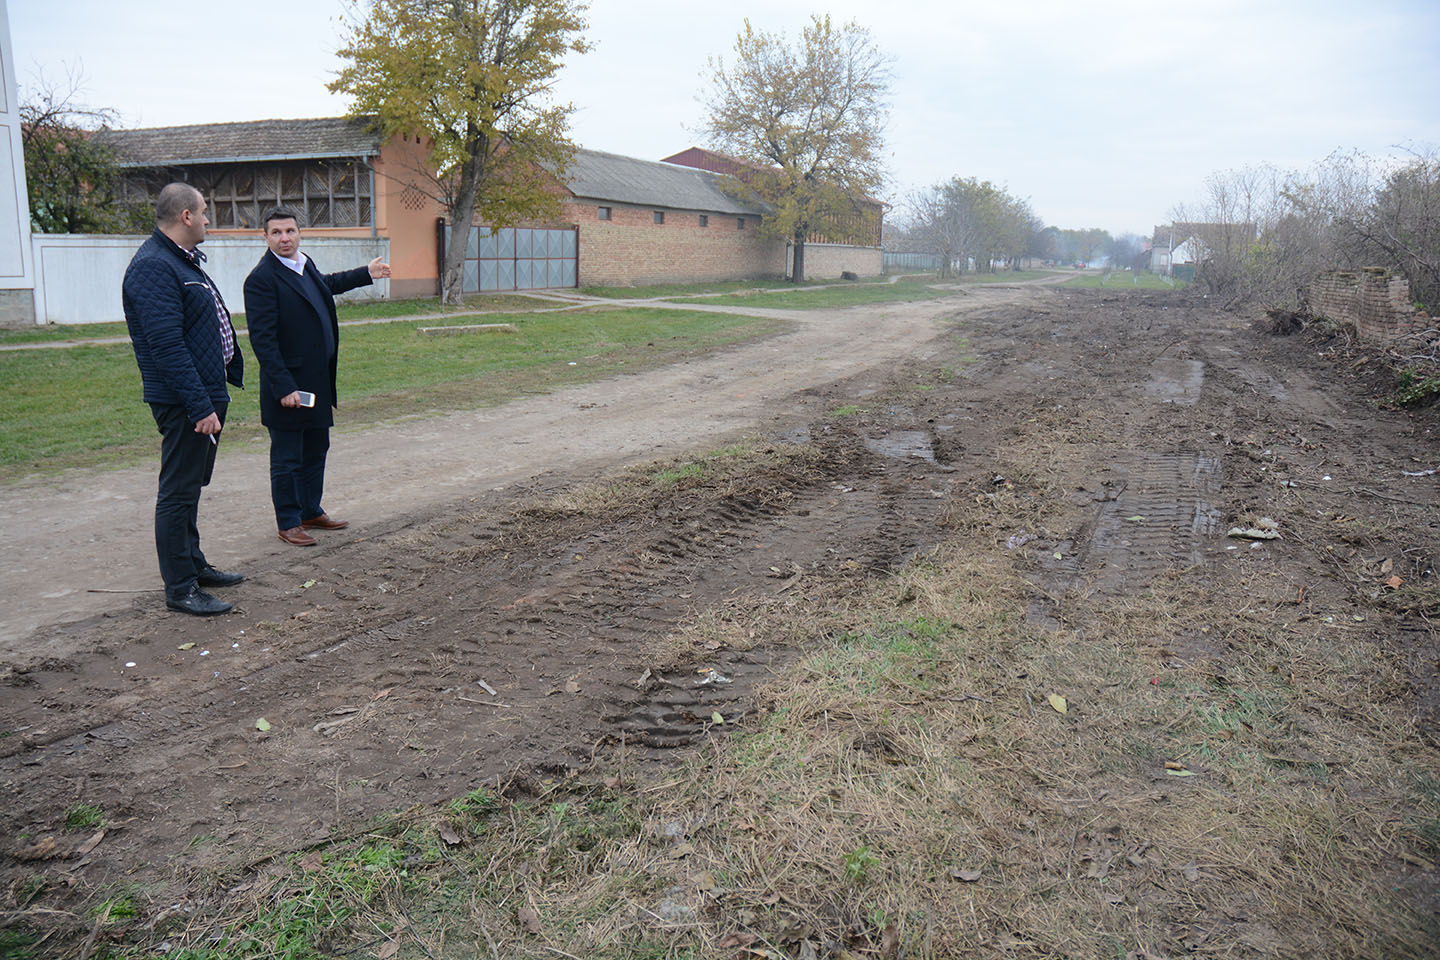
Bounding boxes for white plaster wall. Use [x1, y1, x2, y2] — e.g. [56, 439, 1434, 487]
[0, 0, 33, 289]
[31, 235, 390, 324]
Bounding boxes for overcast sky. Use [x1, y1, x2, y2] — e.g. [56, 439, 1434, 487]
[9, 0, 1439, 236]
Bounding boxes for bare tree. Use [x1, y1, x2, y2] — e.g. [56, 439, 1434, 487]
[1345, 148, 1440, 309]
[21, 66, 148, 234]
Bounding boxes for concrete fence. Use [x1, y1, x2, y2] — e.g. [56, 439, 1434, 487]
[31, 234, 391, 325]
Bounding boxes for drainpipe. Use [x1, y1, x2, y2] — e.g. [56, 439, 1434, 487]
[368, 162, 377, 240]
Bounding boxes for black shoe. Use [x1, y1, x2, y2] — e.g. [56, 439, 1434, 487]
[165, 585, 232, 616]
[197, 565, 245, 587]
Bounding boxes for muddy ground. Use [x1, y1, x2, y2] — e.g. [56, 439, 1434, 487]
[1, 286, 1437, 948]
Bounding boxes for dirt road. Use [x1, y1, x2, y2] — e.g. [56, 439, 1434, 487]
[2, 285, 1436, 954]
[0, 287, 1028, 656]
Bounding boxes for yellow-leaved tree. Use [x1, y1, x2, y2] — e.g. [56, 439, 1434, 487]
[332, 0, 589, 303]
[702, 16, 891, 282]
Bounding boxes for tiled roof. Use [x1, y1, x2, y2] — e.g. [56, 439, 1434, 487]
[99, 116, 764, 215]
[565, 148, 764, 215]
[99, 117, 383, 167]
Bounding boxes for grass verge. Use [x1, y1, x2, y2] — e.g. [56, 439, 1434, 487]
[0, 295, 561, 346]
[0, 306, 787, 482]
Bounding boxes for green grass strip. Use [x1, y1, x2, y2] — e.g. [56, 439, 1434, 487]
[0, 306, 786, 481]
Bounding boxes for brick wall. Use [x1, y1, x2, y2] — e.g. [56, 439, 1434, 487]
[1310, 268, 1436, 345]
[568, 200, 785, 286]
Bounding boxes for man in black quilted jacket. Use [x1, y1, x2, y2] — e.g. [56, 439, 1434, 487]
[122, 183, 246, 616]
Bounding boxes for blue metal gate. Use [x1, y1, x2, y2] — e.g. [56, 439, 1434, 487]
[462, 226, 577, 293]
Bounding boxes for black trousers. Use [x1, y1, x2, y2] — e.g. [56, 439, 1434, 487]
[267, 426, 330, 529]
[150, 402, 226, 600]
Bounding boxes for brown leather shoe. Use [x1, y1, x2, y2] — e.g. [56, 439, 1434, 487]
[301, 513, 349, 530]
[278, 526, 318, 546]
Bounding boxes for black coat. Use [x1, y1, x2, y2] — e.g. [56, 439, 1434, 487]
[123, 229, 243, 422]
[243, 251, 372, 430]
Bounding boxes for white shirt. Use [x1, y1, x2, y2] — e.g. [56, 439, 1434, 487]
[272, 250, 308, 275]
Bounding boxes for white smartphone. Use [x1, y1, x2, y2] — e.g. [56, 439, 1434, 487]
[295, 391, 316, 408]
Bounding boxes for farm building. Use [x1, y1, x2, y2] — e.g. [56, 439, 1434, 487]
[99, 116, 882, 297]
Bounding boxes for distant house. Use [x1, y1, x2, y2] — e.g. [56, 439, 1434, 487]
[1151, 221, 1257, 276]
[100, 117, 879, 297]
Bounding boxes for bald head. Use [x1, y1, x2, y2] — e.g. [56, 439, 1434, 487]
[155, 183, 204, 226]
[155, 183, 208, 249]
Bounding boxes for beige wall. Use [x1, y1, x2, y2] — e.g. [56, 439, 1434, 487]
[794, 243, 883, 280]
[568, 200, 785, 286]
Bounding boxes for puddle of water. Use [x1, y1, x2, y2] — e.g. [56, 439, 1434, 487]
[772, 426, 812, 446]
[1144, 358, 1205, 405]
[864, 431, 935, 461]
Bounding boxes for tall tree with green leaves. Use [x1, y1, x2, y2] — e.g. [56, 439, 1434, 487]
[332, 0, 589, 303]
[702, 15, 891, 282]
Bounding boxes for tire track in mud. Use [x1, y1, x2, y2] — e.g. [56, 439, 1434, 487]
[0, 428, 957, 877]
[1028, 342, 1228, 618]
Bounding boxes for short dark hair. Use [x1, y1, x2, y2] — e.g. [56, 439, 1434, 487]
[155, 183, 203, 225]
[262, 207, 303, 230]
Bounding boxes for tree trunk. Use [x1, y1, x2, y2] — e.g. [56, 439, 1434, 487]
[792, 235, 806, 283]
[442, 156, 485, 306]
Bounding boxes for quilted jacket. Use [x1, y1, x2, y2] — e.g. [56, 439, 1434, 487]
[123, 229, 244, 422]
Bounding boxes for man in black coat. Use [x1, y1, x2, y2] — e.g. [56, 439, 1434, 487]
[244, 208, 390, 546]
[123, 183, 245, 615]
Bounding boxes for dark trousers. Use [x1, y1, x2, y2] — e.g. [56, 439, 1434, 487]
[268, 426, 330, 529]
[151, 402, 225, 600]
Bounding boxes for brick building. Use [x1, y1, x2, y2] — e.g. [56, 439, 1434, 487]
[103, 117, 881, 297]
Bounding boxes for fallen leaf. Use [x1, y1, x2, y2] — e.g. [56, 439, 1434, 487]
[301, 579, 316, 589]
[1182, 862, 1201, 882]
[76, 829, 106, 856]
[15, 836, 58, 861]
[1048, 694, 1067, 714]
[879, 923, 900, 957]
[438, 823, 462, 846]
[1124, 515, 1147, 522]
[711, 711, 725, 725]
[300, 851, 323, 872]
[377, 941, 399, 959]
[1381, 558, 1394, 574]
[1386, 575, 1404, 589]
[950, 867, 982, 882]
[564, 679, 581, 694]
[517, 905, 543, 935]
[695, 870, 719, 893]
[1053, 551, 1063, 560]
[177, 642, 196, 651]
[1166, 769, 1198, 777]
[255, 717, 271, 732]
[1164, 760, 1185, 770]
[718, 932, 758, 948]
[669, 842, 695, 859]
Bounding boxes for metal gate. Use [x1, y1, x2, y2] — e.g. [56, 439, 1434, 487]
[462, 226, 577, 293]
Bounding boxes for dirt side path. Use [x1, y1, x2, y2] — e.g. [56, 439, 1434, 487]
[0, 287, 1035, 660]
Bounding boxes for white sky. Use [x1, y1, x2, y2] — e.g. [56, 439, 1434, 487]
[9, 0, 1439, 237]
